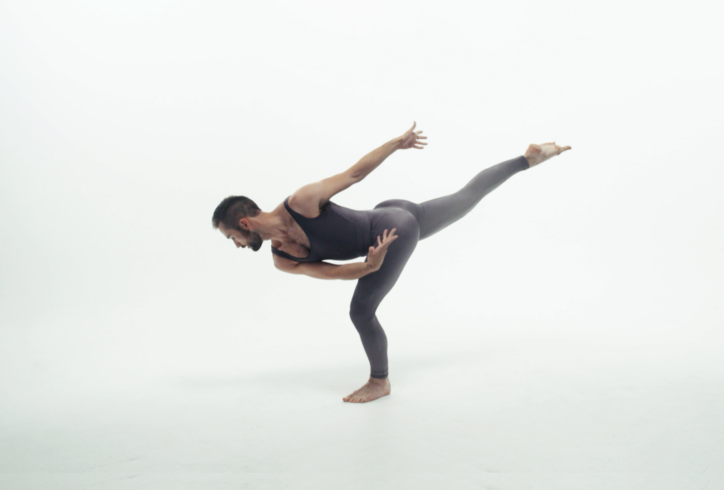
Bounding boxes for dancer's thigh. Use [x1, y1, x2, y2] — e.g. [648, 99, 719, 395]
[351, 207, 420, 316]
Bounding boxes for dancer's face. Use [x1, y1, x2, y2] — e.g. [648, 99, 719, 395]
[219, 223, 263, 252]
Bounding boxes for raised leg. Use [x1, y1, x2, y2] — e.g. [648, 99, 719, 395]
[375, 155, 529, 240]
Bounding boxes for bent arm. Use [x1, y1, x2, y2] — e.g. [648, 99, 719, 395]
[347, 136, 403, 180]
[276, 260, 376, 280]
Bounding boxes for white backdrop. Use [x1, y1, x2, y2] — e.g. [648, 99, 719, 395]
[1, 1, 722, 488]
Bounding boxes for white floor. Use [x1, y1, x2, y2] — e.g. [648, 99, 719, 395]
[1, 317, 722, 490]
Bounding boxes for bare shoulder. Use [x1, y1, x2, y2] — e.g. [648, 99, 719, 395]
[288, 170, 359, 218]
[287, 192, 321, 219]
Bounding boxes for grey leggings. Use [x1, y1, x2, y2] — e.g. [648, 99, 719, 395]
[350, 155, 529, 379]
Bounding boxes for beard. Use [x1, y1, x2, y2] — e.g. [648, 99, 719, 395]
[247, 231, 263, 251]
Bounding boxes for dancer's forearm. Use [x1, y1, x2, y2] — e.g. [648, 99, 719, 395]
[336, 261, 377, 280]
[287, 260, 377, 280]
[348, 137, 402, 180]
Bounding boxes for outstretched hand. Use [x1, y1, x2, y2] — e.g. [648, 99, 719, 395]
[397, 122, 427, 150]
[366, 228, 398, 271]
[524, 141, 573, 168]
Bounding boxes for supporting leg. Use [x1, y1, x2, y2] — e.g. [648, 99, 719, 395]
[343, 209, 420, 403]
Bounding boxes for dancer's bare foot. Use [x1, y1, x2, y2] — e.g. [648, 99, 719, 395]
[524, 142, 572, 168]
[342, 377, 391, 403]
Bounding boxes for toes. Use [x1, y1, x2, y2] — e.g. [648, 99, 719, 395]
[344, 383, 382, 404]
[343, 390, 360, 402]
[356, 390, 371, 402]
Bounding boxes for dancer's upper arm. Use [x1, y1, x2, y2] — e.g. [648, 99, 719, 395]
[291, 170, 360, 211]
[274, 258, 340, 280]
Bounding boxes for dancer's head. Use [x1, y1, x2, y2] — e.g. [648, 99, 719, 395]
[212, 196, 264, 251]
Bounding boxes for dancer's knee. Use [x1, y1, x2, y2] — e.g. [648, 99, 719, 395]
[349, 306, 371, 325]
[349, 300, 375, 328]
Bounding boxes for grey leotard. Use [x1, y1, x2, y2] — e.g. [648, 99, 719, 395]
[271, 198, 373, 262]
[273, 155, 530, 379]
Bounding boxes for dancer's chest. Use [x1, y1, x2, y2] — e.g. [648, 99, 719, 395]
[273, 202, 317, 259]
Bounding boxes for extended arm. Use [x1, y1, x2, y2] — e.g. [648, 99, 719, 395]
[291, 123, 427, 211]
[347, 136, 403, 180]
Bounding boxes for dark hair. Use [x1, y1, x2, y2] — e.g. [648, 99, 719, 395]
[212, 196, 261, 231]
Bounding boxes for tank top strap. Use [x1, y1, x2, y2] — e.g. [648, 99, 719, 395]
[283, 196, 302, 219]
[284, 196, 323, 221]
[270, 196, 317, 262]
[271, 246, 293, 259]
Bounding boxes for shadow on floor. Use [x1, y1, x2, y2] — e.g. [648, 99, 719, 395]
[170, 347, 499, 395]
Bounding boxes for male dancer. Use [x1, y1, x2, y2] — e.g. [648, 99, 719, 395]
[212, 122, 571, 403]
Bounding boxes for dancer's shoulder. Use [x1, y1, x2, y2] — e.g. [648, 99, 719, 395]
[289, 170, 359, 216]
[287, 193, 322, 219]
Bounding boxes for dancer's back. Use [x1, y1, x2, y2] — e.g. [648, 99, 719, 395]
[271, 196, 375, 262]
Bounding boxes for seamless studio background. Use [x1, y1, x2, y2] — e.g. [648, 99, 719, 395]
[1, 1, 722, 489]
